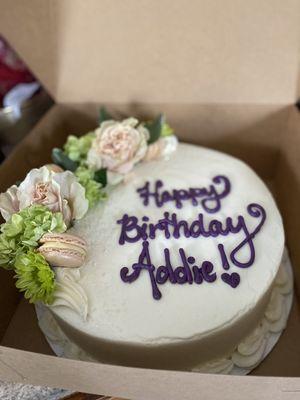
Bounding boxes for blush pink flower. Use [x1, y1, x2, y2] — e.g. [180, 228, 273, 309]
[87, 118, 149, 174]
[0, 166, 88, 226]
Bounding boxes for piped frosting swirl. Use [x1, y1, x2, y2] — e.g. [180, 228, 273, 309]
[51, 268, 88, 320]
[193, 255, 293, 374]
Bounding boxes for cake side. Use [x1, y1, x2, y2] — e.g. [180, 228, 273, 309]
[44, 256, 291, 372]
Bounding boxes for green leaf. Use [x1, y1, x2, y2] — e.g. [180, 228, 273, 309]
[51, 148, 79, 172]
[146, 114, 164, 144]
[98, 107, 113, 125]
[94, 168, 107, 187]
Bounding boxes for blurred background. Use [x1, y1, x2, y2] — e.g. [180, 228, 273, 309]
[0, 36, 53, 161]
[0, 34, 113, 400]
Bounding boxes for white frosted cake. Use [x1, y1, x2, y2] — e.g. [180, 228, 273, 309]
[0, 112, 291, 374]
[49, 143, 289, 372]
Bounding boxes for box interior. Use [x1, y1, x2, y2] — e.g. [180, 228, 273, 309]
[0, 103, 299, 381]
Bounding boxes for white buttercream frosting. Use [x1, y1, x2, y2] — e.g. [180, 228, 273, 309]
[48, 143, 287, 371]
[37, 254, 293, 375]
[51, 269, 88, 320]
[195, 260, 292, 374]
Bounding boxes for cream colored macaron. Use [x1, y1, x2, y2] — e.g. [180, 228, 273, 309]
[38, 233, 87, 268]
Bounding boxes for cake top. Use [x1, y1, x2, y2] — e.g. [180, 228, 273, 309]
[54, 143, 283, 343]
[0, 109, 284, 344]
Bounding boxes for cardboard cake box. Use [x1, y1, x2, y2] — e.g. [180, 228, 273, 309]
[0, 1, 300, 398]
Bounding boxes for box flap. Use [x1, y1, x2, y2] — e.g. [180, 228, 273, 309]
[1, 0, 299, 104]
[1, 345, 300, 399]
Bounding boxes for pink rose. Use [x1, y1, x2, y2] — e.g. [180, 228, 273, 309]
[87, 118, 149, 175]
[0, 166, 88, 226]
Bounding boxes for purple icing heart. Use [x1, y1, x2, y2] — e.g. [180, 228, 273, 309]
[221, 272, 240, 288]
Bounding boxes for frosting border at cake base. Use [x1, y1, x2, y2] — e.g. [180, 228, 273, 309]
[35, 248, 293, 375]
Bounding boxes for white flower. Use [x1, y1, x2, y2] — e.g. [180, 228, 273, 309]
[0, 166, 89, 226]
[44, 164, 64, 173]
[87, 118, 149, 174]
[143, 135, 178, 162]
[0, 185, 19, 221]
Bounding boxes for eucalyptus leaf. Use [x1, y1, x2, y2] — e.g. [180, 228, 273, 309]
[51, 148, 79, 172]
[146, 114, 164, 144]
[94, 168, 107, 187]
[99, 107, 113, 125]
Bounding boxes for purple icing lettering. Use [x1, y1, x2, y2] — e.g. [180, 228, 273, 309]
[120, 240, 162, 300]
[201, 261, 217, 283]
[192, 265, 204, 284]
[119, 176, 267, 299]
[120, 242, 218, 299]
[230, 203, 266, 268]
[136, 176, 231, 213]
[156, 266, 169, 284]
[164, 248, 177, 283]
[177, 248, 193, 284]
[201, 175, 231, 213]
[117, 214, 142, 245]
[173, 218, 191, 239]
[120, 266, 140, 283]
[218, 243, 230, 270]
[117, 203, 266, 256]
[137, 180, 163, 207]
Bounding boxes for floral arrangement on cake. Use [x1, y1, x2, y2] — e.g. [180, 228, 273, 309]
[0, 108, 177, 305]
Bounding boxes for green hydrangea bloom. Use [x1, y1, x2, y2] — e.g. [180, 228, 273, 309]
[161, 122, 174, 137]
[64, 132, 95, 163]
[15, 250, 56, 304]
[0, 235, 18, 268]
[75, 166, 106, 208]
[0, 205, 67, 269]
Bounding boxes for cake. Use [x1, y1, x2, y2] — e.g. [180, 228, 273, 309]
[51, 143, 290, 372]
[0, 111, 292, 374]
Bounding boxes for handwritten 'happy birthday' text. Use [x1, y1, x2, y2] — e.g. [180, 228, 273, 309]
[117, 176, 267, 300]
[137, 175, 231, 213]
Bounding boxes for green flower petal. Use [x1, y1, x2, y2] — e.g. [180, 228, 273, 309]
[74, 166, 106, 208]
[64, 132, 95, 163]
[15, 250, 56, 304]
[161, 122, 174, 137]
[0, 205, 67, 269]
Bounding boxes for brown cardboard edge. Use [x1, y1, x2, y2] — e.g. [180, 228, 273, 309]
[275, 107, 300, 294]
[0, 345, 300, 400]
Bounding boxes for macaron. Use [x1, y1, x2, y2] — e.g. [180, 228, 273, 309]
[38, 233, 87, 268]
